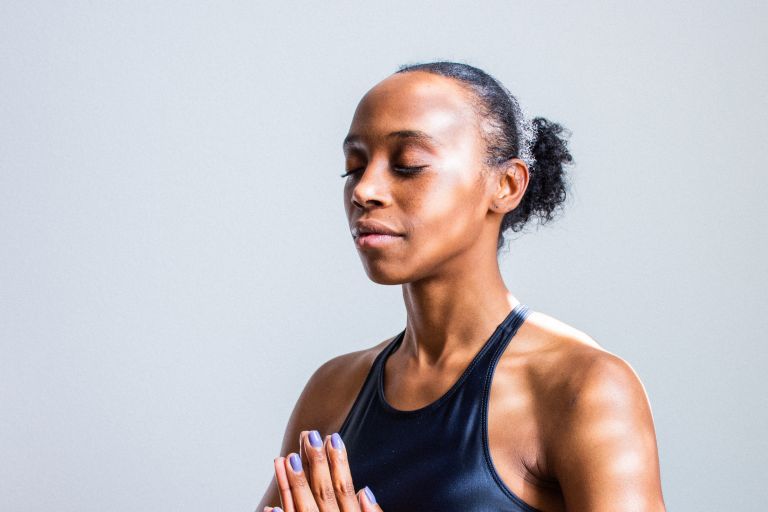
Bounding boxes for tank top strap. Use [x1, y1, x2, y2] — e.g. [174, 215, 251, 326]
[456, 302, 532, 398]
[337, 331, 405, 436]
[486, 303, 532, 365]
[381, 303, 532, 413]
[340, 303, 531, 431]
[388, 302, 531, 371]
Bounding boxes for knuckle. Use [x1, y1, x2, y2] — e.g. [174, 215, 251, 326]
[308, 449, 326, 464]
[333, 479, 356, 498]
[315, 483, 337, 504]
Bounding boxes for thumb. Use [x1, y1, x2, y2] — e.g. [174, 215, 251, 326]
[357, 486, 383, 512]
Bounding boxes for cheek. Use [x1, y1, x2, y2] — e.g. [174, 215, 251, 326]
[404, 172, 486, 249]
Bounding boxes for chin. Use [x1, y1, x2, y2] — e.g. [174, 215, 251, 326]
[361, 260, 413, 285]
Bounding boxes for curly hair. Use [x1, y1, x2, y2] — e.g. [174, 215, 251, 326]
[395, 61, 574, 252]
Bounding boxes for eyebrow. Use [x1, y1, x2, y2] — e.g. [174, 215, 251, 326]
[342, 130, 441, 151]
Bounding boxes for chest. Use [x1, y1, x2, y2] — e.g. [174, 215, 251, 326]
[338, 350, 565, 511]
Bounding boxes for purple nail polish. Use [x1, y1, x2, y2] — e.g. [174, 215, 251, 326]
[273, 508, 284, 512]
[289, 453, 302, 473]
[331, 432, 344, 450]
[364, 486, 376, 504]
[308, 430, 322, 448]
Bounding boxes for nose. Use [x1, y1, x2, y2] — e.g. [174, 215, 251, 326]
[350, 162, 392, 210]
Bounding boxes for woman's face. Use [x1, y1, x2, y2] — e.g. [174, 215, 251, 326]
[342, 71, 509, 285]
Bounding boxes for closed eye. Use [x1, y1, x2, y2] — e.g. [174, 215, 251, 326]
[340, 165, 428, 179]
[393, 165, 428, 175]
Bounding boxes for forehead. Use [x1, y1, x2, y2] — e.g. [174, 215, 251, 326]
[346, 71, 479, 148]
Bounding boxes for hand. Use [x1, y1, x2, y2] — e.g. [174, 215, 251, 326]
[263, 430, 382, 512]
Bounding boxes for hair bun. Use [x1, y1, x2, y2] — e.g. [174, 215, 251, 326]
[504, 116, 573, 242]
[531, 117, 573, 173]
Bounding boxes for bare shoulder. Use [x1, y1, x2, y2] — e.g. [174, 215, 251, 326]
[280, 335, 394, 451]
[256, 335, 396, 511]
[307, 340, 392, 422]
[515, 310, 647, 404]
[514, 310, 665, 510]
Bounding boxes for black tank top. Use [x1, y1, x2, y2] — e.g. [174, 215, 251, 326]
[337, 303, 539, 511]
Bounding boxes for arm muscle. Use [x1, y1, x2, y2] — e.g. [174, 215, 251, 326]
[551, 354, 665, 511]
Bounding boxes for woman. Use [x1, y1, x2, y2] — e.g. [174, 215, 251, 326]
[257, 61, 666, 511]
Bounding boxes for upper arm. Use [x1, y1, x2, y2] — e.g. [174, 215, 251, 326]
[550, 353, 666, 511]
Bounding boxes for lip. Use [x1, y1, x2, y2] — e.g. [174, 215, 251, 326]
[354, 232, 403, 249]
[351, 219, 404, 238]
[352, 219, 405, 249]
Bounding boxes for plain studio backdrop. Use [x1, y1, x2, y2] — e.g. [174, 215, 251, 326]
[1, 1, 766, 510]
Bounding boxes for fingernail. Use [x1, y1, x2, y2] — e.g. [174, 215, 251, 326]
[331, 432, 344, 450]
[273, 508, 284, 512]
[364, 486, 376, 504]
[308, 429, 322, 448]
[288, 453, 302, 473]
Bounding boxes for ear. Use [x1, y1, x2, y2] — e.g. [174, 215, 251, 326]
[489, 158, 529, 213]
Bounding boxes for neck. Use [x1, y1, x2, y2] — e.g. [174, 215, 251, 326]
[399, 251, 520, 367]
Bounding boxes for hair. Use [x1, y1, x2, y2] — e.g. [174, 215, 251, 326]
[395, 61, 574, 252]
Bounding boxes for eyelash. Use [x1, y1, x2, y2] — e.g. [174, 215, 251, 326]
[340, 165, 427, 178]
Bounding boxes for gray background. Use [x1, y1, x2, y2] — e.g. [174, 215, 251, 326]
[1, 1, 766, 510]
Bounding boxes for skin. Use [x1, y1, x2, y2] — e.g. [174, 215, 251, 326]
[257, 70, 666, 511]
[263, 432, 383, 512]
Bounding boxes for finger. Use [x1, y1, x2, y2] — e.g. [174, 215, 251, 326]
[274, 456, 296, 512]
[357, 486, 383, 512]
[297, 431, 317, 501]
[299, 430, 312, 484]
[284, 451, 321, 512]
[325, 433, 360, 512]
[299, 430, 340, 511]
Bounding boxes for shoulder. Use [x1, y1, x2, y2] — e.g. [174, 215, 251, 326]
[512, 310, 646, 409]
[278, 335, 395, 452]
[258, 336, 395, 510]
[515, 310, 665, 510]
[305, 338, 391, 422]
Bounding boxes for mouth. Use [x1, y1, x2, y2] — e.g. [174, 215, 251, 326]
[351, 219, 405, 248]
[353, 232, 404, 249]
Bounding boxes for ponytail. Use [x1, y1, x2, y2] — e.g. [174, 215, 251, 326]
[500, 117, 573, 248]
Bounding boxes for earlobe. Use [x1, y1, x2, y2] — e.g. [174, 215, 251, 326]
[491, 199, 510, 214]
